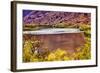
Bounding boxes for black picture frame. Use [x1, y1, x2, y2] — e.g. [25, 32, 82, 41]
[11, 1, 98, 72]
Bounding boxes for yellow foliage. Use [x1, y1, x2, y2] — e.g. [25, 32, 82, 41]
[54, 49, 67, 57]
[63, 56, 70, 60]
[23, 33, 91, 62]
[47, 49, 71, 61]
[23, 40, 33, 62]
[30, 55, 39, 62]
[76, 48, 81, 52]
[72, 39, 91, 60]
[47, 53, 56, 61]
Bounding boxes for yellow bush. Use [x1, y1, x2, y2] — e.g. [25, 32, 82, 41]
[47, 49, 71, 61]
[23, 35, 91, 62]
[63, 56, 71, 60]
[30, 55, 39, 62]
[23, 40, 33, 62]
[54, 49, 67, 57]
[72, 39, 91, 60]
[47, 53, 56, 61]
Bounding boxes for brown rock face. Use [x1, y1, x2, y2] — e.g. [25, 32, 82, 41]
[23, 32, 85, 53]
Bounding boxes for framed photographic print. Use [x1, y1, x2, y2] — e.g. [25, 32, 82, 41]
[11, 1, 98, 72]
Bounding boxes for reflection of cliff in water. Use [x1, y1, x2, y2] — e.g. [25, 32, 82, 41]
[23, 28, 85, 53]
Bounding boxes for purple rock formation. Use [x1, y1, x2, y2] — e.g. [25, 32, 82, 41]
[23, 10, 91, 26]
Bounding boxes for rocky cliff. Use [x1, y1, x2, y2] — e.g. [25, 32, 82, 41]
[23, 10, 91, 26]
